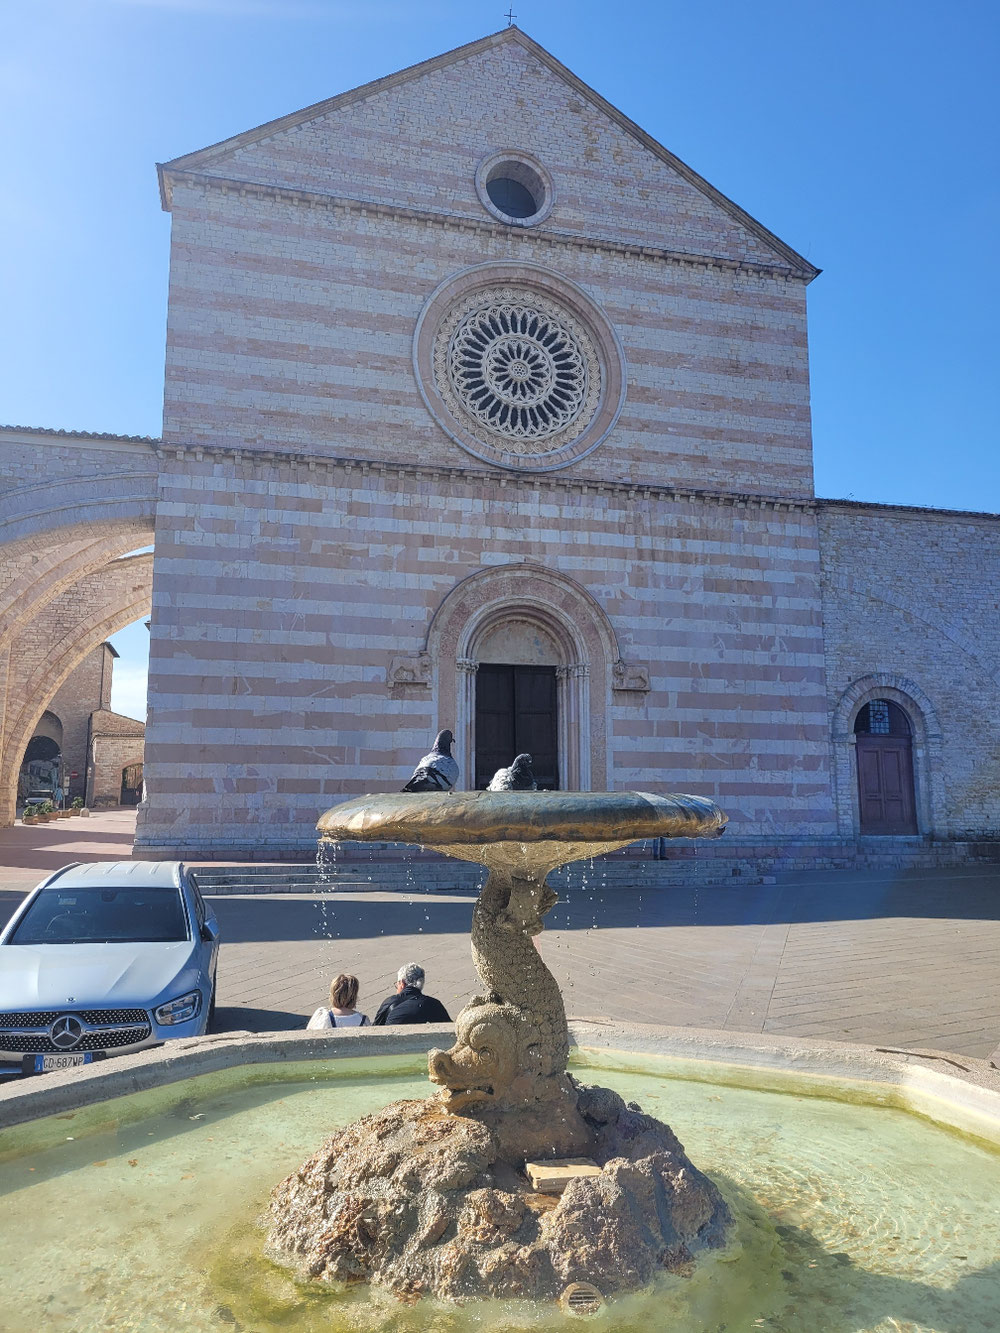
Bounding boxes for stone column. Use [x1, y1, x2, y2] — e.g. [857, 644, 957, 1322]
[456, 658, 479, 791]
[556, 663, 590, 791]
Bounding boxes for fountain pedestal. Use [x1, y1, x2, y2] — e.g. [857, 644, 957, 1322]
[265, 791, 733, 1303]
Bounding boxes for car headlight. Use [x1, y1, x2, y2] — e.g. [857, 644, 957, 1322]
[154, 991, 202, 1025]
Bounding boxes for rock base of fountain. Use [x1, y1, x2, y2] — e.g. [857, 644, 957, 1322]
[264, 1079, 731, 1303]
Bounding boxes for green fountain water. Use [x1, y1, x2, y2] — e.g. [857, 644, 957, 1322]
[2, 1055, 999, 1331]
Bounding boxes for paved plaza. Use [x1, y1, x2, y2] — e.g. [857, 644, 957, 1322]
[1, 813, 998, 1062]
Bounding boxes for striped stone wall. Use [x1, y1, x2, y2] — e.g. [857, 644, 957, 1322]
[138, 31, 833, 855]
[136, 454, 835, 855]
[162, 183, 813, 499]
[182, 37, 801, 275]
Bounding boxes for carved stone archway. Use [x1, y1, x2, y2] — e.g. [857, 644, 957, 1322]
[831, 673, 943, 838]
[426, 564, 621, 790]
[0, 554, 152, 825]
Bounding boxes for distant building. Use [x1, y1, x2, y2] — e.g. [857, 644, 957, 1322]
[18, 643, 144, 810]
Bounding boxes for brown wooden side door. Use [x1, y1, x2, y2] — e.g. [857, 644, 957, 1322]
[856, 737, 917, 834]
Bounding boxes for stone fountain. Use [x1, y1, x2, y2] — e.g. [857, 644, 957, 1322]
[265, 789, 733, 1306]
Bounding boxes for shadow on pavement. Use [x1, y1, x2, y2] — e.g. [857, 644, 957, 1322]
[2, 869, 999, 946]
[209, 894, 475, 943]
[212, 1005, 308, 1032]
[193, 868, 1000, 945]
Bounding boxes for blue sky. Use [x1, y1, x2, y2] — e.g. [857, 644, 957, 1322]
[4, 1, 997, 716]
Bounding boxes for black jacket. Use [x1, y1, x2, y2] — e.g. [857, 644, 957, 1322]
[372, 985, 451, 1026]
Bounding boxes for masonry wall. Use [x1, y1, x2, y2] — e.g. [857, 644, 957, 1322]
[89, 729, 145, 808]
[136, 453, 836, 854]
[0, 431, 155, 497]
[819, 503, 1000, 839]
[163, 185, 812, 499]
[43, 645, 111, 801]
[210, 38, 795, 267]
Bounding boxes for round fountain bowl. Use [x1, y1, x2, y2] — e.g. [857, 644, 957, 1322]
[317, 789, 727, 873]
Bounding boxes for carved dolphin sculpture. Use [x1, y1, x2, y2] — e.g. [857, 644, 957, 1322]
[401, 729, 459, 792]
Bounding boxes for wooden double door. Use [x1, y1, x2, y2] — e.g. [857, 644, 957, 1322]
[856, 737, 917, 835]
[475, 665, 559, 790]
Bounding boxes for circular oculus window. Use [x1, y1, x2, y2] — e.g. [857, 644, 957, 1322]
[413, 263, 627, 473]
[475, 150, 554, 227]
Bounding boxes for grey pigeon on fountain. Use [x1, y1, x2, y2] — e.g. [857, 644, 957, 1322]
[402, 729, 460, 792]
[487, 753, 537, 792]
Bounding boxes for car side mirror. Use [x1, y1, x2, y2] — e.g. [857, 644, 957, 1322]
[200, 920, 219, 943]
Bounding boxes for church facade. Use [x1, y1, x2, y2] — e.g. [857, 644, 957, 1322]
[130, 28, 998, 863]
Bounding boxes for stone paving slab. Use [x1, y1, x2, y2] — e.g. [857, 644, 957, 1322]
[0, 810, 139, 888]
[0, 815, 997, 1061]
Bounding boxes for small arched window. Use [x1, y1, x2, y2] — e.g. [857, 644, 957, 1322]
[854, 699, 911, 737]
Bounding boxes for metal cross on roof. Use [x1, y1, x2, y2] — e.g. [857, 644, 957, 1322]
[505, 8, 516, 25]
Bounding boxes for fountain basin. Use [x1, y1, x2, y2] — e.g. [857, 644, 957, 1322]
[316, 789, 727, 876]
[1, 1024, 999, 1331]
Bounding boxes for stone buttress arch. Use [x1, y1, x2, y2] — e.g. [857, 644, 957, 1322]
[0, 472, 157, 827]
[831, 672, 943, 837]
[425, 563, 620, 790]
[0, 555, 153, 825]
[0, 471, 158, 549]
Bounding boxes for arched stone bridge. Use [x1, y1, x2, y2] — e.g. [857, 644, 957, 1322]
[0, 426, 158, 825]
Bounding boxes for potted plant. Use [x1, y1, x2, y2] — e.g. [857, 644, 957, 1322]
[36, 801, 55, 822]
[71, 797, 84, 815]
[22, 810, 38, 826]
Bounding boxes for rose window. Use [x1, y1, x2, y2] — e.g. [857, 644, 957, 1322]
[448, 301, 589, 441]
[417, 271, 624, 471]
[432, 287, 602, 457]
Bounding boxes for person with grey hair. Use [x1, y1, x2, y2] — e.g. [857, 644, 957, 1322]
[372, 961, 451, 1026]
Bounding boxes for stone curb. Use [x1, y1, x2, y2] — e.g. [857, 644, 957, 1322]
[2, 1020, 1000, 1146]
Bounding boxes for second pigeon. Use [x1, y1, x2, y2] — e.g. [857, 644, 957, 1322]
[487, 753, 537, 791]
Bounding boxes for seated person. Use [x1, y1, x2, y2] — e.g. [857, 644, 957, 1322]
[372, 962, 451, 1026]
[306, 973, 370, 1029]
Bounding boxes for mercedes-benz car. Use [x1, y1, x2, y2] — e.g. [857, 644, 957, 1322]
[0, 861, 219, 1075]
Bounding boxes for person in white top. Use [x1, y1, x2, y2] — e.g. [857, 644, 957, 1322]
[306, 972, 370, 1029]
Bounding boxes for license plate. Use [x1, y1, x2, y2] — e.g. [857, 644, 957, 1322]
[25, 1053, 93, 1074]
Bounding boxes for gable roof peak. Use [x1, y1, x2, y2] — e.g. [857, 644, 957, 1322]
[158, 25, 818, 279]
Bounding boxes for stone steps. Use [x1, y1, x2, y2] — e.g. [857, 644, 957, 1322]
[189, 838, 999, 895]
[190, 855, 742, 895]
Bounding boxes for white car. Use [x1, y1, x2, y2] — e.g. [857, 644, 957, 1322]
[0, 861, 219, 1075]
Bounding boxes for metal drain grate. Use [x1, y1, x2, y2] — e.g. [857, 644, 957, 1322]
[560, 1282, 604, 1316]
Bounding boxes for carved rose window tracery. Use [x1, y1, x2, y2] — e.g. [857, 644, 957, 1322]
[414, 265, 627, 473]
[447, 300, 590, 443]
[433, 287, 602, 459]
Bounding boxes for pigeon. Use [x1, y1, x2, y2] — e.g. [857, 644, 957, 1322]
[487, 753, 537, 792]
[402, 729, 460, 792]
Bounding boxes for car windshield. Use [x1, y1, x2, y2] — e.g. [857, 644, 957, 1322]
[7, 885, 189, 945]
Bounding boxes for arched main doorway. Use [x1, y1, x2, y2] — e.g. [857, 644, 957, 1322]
[474, 619, 561, 789]
[854, 699, 918, 834]
[426, 564, 621, 791]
